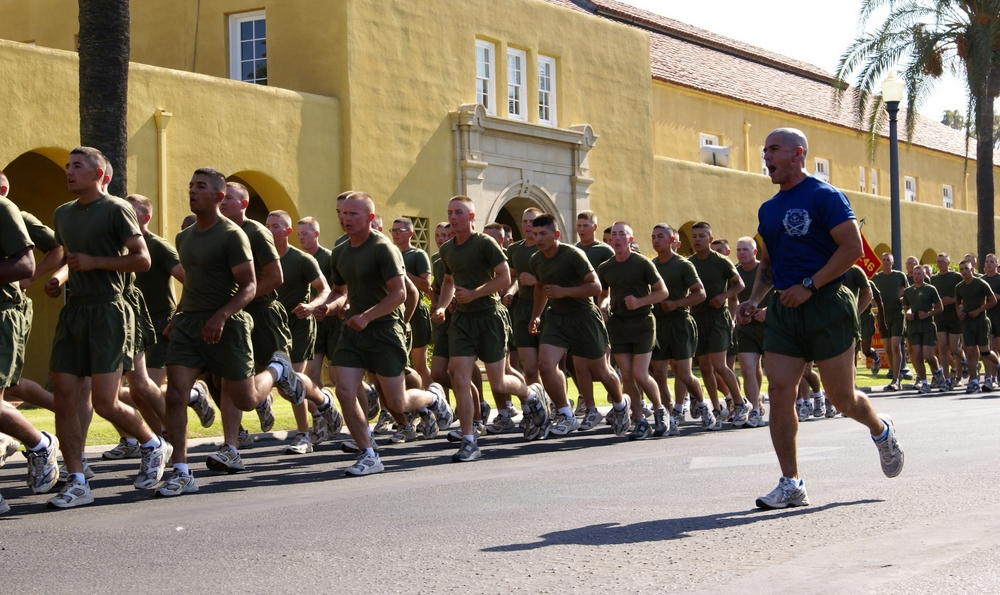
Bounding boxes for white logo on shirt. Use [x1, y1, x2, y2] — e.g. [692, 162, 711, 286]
[782, 209, 811, 237]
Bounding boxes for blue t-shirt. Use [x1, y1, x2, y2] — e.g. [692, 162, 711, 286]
[757, 176, 856, 290]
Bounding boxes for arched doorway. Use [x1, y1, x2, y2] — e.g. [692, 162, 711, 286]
[676, 221, 696, 257]
[920, 248, 937, 265]
[227, 171, 299, 242]
[3, 148, 75, 385]
[488, 180, 565, 242]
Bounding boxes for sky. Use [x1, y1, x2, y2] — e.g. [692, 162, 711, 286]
[627, 0, 968, 122]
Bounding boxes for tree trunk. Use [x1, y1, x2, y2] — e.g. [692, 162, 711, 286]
[78, 0, 130, 198]
[976, 82, 997, 272]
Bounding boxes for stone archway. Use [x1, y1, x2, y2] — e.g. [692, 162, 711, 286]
[488, 180, 564, 242]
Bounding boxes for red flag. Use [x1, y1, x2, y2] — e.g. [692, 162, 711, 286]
[856, 232, 880, 278]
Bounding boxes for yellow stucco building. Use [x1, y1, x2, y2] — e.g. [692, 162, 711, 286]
[0, 0, 996, 383]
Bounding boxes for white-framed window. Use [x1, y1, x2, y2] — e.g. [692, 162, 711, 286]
[943, 184, 954, 209]
[507, 48, 527, 121]
[538, 55, 556, 126]
[858, 167, 866, 192]
[700, 133, 720, 147]
[475, 40, 496, 115]
[904, 176, 917, 202]
[229, 10, 267, 85]
[814, 158, 830, 182]
[870, 168, 879, 195]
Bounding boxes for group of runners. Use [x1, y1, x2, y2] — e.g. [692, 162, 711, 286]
[0, 127, 909, 513]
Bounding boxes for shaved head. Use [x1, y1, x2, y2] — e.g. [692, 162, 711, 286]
[768, 128, 809, 159]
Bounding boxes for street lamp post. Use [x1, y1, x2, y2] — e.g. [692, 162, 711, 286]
[882, 72, 905, 271]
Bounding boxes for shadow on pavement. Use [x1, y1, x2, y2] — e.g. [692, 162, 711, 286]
[480, 499, 883, 551]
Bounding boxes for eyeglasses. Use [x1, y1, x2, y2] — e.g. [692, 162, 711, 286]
[390, 228, 409, 234]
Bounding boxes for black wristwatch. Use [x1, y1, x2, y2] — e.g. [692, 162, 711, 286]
[802, 277, 818, 293]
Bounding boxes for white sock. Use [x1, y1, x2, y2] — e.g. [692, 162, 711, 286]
[174, 463, 190, 474]
[613, 400, 627, 412]
[124, 437, 139, 446]
[463, 434, 475, 443]
[29, 434, 51, 452]
[141, 436, 161, 449]
[558, 406, 573, 417]
[68, 473, 87, 485]
[268, 361, 284, 377]
[506, 400, 513, 409]
[364, 447, 375, 457]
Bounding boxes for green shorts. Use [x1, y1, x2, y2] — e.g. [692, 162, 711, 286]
[652, 313, 697, 361]
[166, 310, 255, 381]
[737, 320, 765, 354]
[245, 300, 292, 370]
[50, 295, 130, 376]
[313, 316, 342, 357]
[907, 320, 937, 347]
[18, 296, 33, 339]
[962, 315, 992, 348]
[449, 307, 509, 364]
[410, 300, 432, 349]
[0, 303, 28, 388]
[145, 316, 171, 369]
[608, 313, 655, 354]
[882, 310, 905, 338]
[693, 308, 733, 356]
[432, 315, 451, 359]
[504, 307, 516, 353]
[511, 300, 539, 349]
[860, 310, 875, 340]
[933, 314, 961, 335]
[332, 318, 408, 377]
[539, 306, 609, 360]
[288, 314, 317, 363]
[990, 313, 1000, 338]
[763, 283, 858, 362]
[123, 286, 157, 372]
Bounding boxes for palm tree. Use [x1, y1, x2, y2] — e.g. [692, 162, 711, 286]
[835, 1, 1000, 268]
[78, 0, 130, 198]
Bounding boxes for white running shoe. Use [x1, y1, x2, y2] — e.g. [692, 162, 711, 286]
[430, 383, 454, 430]
[27, 432, 59, 495]
[156, 469, 199, 497]
[550, 412, 580, 436]
[103, 438, 141, 460]
[611, 396, 632, 437]
[874, 415, 904, 478]
[285, 432, 314, 454]
[189, 380, 216, 428]
[578, 407, 603, 431]
[47, 477, 94, 509]
[731, 403, 749, 428]
[237, 428, 254, 449]
[134, 439, 173, 489]
[812, 393, 825, 418]
[0, 434, 20, 468]
[270, 351, 304, 405]
[255, 394, 275, 432]
[206, 446, 245, 473]
[345, 450, 383, 476]
[390, 423, 417, 444]
[755, 477, 809, 509]
[486, 414, 516, 435]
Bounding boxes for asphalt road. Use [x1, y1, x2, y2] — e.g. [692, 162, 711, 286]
[1, 386, 997, 594]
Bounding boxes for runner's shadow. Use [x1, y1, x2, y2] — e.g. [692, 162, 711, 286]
[481, 499, 881, 551]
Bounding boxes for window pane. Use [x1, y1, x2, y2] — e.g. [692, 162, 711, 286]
[242, 61, 255, 81]
[242, 40, 253, 61]
[255, 39, 266, 59]
[255, 60, 267, 80]
[255, 19, 266, 39]
[241, 20, 253, 40]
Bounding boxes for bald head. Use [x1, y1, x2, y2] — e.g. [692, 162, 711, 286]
[767, 128, 809, 159]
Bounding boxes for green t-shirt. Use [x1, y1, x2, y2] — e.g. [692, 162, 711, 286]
[575, 240, 615, 271]
[955, 277, 995, 313]
[653, 253, 700, 319]
[308, 244, 333, 300]
[0, 198, 33, 304]
[597, 253, 662, 317]
[238, 218, 280, 306]
[175, 217, 252, 313]
[135, 231, 181, 324]
[842, 265, 868, 299]
[401, 247, 432, 296]
[329, 231, 405, 324]
[901, 284, 941, 316]
[983, 273, 1000, 317]
[871, 271, 908, 314]
[439, 232, 506, 313]
[52, 194, 141, 300]
[431, 252, 444, 293]
[278, 246, 322, 315]
[736, 262, 776, 305]
[930, 270, 963, 322]
[529, 243, 595, 315]
[20, 211, 57, 254]
[507, 239, 539, 303]
[690, 250, 737, 315]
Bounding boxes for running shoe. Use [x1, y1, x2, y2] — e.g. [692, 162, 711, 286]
[746, 408, 765, 428]
[57, 458, 95, 483]
[390, 423, 417, 444]
[206, 445, 245, 473]
[985, 377, 997, 392]
[366, 383, 380, 420]
[451, 438, 481, 463]
[883, 379, 898, 392]
[930, 371, 945, 389]
[717, 405, 730, 425]
[824, 397, 838, 417]
[0, 434, 19, 468]
[667, 414, 680, 436]
[755, 477, 809, 509]
[373, 409, 394, 435]
[430, 383, 454, 430]
[419, 405, 440, 439]
[652, 408, 668, 437]
[550, 412, 580, 436]
[255, 394, 275, 432]
[870, 352, 881, 376]
[918, 380, 932, 395]
[578, 407, 603, 431]
[523, 389, 550, 441]
[732, 403, 750, 428]
[285, 432, 314, 454]
[155, 469, 199, 497]
[135, 438, 173, 489]
[345, 450, 383, 476]
[874, 415, 904, 478]
[797, 399, 812, 421]
[480, 400, 491, 425]
[574, 398, 587, 417]
[812, 393, 825, 418]
[611, 396, 632, 436]
[681, 396, 690, 419]
[0, 491, 8, 515]
[966, 379, 981, 394]
[486, 414, 516, 435]
[628, 417, 652, 440]
[103, 438, 141, 460]
[641, 401, 653, 419]
[270, 351, 304, 405]
[189, 379, 215, 428]
[26, 432, 59, 495]
[47, 477, 93, 509]
[238, 428, 255, 449]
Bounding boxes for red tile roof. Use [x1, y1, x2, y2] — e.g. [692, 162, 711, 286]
[542, 0, 991, 165]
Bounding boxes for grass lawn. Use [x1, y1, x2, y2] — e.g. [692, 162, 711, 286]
[13, 354, 894, 447]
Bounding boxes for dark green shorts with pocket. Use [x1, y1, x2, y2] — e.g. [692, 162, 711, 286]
[166, 310, 255, 381]
[737, 320, 765, 354]
[860, 309, 875, 340]
[288, 314, 317, 363]
[245, 300, 292, 370]
[962, 315, 991, 348]
[882, 309, 905, 338]
[511, 300, 539, 349]
[50, 295, 130, 376]
[313, 315, 342, 357]
[763, 283, 858, 362]
[907, 319, 937, 347]
[608, 313, 655, 354]
[332, 318, 408, 377]
[539, 306, 609, 360]
[934, 313, 962, 335]
[449, 307, 509, 364]
[693, 308, 733, 357]
[410, 300, 432, 349]
[145, 316, 171, 369]
[0, 303, 28, 388]
[652, 313, 697, 361]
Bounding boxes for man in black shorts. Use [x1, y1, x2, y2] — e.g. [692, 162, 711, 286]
[733, 237, 769, 426]
[931, 253, 966, 390]
[982, 254, 1000, 390]
[390, 217, 434, 390]
[901, 265, 943, 393]
[573, 210, 615, 417]
[740, 128, 902, 509]
[955, 258, 1000, 394]
[871, 253, 909, 391]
